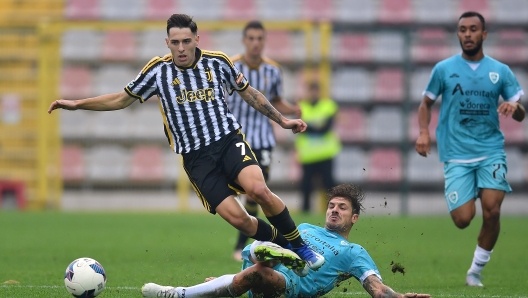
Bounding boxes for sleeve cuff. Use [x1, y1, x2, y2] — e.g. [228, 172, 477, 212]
[360, 270, 382, 285]
[505, 90, 524, 102]
[228, 81, 249, 95]
[422, 90, 438, 100]
[125, 87, 145, 103]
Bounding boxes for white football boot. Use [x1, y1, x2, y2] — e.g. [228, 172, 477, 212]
[466, 272, 484, 287]
[141, 283, 179, 297]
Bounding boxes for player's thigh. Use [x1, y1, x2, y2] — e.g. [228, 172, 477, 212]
[253, 148, 272, 181]
[216, 195, 249, 219]
[221, 131, 260, 191]
[182, 150, 236, 214]
[235, 165, 267, 190]
[476, 156, 512, 195]
[479, 188, 505, 216]
[444, 162, 478, 212]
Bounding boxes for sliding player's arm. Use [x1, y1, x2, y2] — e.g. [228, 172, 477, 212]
[362, 275, 430, 298]
[48, 91, 136, 114]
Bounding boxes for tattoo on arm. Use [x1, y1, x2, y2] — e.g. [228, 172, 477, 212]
[363, 276, 401, 298]
[244, 87, 283, 124]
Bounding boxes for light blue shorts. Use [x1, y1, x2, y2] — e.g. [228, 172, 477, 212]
[443, 154, 511, 212]
[241, 245, 300, 298]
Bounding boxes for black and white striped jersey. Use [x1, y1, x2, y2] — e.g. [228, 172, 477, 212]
[125, 48, 249, 154]
[226, 55, 283, 150]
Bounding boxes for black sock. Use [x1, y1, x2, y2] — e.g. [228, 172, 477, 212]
[250, 218, 289, 248]
[234, 201, 259, 250]
[266, 207, 305, 248]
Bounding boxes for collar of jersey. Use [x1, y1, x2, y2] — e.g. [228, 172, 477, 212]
[174, 47, 202, 70]
[304, 223, 349, 241]
[458, 53, 487, 64]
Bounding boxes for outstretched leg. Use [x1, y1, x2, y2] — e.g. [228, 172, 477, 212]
[141, 263, 286, 298]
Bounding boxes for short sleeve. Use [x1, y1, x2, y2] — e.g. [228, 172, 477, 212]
[124, 57, 160, 103]
[223, 58, 249, 95]
[349, 247, 382, 285]
[501, 66, 524, 102]
[423, 64, 444, 100]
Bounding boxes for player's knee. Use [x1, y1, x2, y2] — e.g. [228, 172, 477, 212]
[483, 206, 501, 223]
[245, 183, 271, 204]
[450, 203, 476, 229]
[451, 209, 474, 229]
[452, 214, 472, 229]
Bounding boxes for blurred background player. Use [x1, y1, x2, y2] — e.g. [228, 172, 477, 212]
[295, 81, 341, 213]
[415, 11, 525, 287]
[49, 14, 324, 272]
[141, 184, 431, 298]
[227, 20, 301, 261]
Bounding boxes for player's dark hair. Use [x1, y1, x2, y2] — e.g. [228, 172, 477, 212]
[327, 184, 365, 215]
[459, 11, 486, 30]
[243, 20, 265, 36]
[167, 14, 197, 35]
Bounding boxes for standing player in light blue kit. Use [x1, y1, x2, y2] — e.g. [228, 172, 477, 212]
[141, 184, 430, 298]
[415, 11, 525, 287]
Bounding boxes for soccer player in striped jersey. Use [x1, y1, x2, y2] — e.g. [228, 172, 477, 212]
[48, 14, 324, 272]
[415, 12, 525, 287]
[227, 20, 301, 261]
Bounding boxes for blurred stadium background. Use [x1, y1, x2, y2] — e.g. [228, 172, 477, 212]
[0, 0, 527, 215]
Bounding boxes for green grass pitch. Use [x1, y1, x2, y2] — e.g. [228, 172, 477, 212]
[0, 210, 526, 297]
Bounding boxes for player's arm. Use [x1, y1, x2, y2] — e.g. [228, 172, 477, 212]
[498, 98, 525, 122]
[415, 96, 436, 157]
[48, 91, 136, 114]
[237, 86, 307, 134]
[362, 275, 430, 298]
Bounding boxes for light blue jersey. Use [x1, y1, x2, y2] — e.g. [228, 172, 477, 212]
[424, 54, 524, 162]
[242, 223, 381, 298]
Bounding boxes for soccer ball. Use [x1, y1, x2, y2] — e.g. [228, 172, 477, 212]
[64, 257, 107, 297]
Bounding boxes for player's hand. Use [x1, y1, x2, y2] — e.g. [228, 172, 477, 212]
[415, 133, 431, 157]
[48, 99, 78, 114]
[497, 101, 519, 118]
[280, 118, 307, 134]
[403, 293, 430, 298]
[204, 277, 216, 282]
